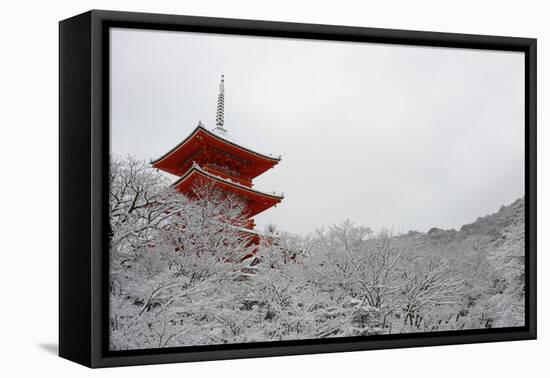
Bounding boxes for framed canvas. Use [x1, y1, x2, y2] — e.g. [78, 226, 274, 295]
[59, 10, 536, 368]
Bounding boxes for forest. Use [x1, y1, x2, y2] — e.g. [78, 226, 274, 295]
[109, 156, 525, 351]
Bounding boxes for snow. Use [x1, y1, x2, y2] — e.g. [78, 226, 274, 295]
[205, 124, 281, 161]
[175, 162, 284, 199]
[151, 123, 281, 167]
[109, 156, 526, 351]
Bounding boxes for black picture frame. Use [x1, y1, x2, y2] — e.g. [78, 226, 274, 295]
[59, 9, 537, 368]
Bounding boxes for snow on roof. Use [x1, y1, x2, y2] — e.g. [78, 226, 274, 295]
[237, 227, 265, 237]
[172, 162, 285, 200]
[205, 125, 281, 161]
[235, 227, 279, 239]
[152, 123, 281, 165]
[210, 126, 233, 140]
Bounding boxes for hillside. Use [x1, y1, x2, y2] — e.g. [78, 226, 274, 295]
[398, 198, 526, 328]
[402, 197, 524, 247]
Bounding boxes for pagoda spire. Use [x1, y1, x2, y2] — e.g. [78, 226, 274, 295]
[215, 74, 226, 131]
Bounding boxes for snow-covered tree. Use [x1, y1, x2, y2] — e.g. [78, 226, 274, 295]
[108, 156, 525, 349]
[109, 156, 254, 350]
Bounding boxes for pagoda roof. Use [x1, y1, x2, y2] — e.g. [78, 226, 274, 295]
[152, 124, 281, 172]
[172, 163, 284, 217]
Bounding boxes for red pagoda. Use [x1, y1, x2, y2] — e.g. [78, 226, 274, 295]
[151, 75, 284, 238]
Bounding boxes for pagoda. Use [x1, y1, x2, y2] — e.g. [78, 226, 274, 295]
[151, 75, 284, 238]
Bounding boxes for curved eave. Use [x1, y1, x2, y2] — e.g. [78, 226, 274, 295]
[172, 166, 284, 200]
[237, 227, 278, 240]
[151, 125, 281, 166]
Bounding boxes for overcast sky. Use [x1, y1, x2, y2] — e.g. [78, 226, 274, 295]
[110, 28, 524, 236]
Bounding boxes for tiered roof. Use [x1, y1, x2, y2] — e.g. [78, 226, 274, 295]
[151, 123, 281, 178]
[152, 75, 283, 220]
[172, 163, 283, 217]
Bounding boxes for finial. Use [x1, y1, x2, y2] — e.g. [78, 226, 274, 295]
[215, 74, 225, 129]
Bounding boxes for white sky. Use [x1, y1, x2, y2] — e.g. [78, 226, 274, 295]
[110, 28, 524, 236]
